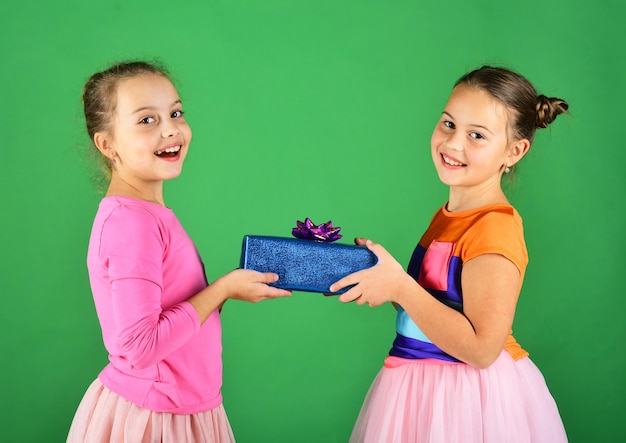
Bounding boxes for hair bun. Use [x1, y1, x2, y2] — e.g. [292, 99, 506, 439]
[536, 95, 569, 128]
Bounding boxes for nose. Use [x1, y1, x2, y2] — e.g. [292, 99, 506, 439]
[162, 119, 180, 138]
[445, 131, 464, 152]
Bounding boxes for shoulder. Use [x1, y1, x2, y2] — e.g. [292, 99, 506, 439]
[97, 197, 169, 232]
[92, 197, 177, 251]
[468, 206, 524, 248]
[465, 205, 525, 247]
[472, 206, 523, 234]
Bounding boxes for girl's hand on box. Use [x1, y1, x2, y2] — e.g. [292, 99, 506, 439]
[330, 239, 414, 307]
[216, 269, 292, 303]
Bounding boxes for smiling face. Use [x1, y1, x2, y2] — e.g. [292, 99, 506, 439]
[431, 84, 527, 195]
[94, 73, 192, 197]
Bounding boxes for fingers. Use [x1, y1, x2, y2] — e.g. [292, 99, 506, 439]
[354, 237, 368, 246]
[247, 284, 291, 302]
[228, 270, 291, 301]
[263, 287, 292, 298]
[256, 273, 291, 297]
[355, 238, 388, 263]
[337, 287, 362, 303]
[329, 272, 359, 294]
[258, 272, 280, 284]
[266, 282, 291, 294]
[364, 239, 385, 256]
[242, 270, 283, 286]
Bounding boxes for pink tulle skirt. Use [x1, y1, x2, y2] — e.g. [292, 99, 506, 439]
[349, 352, 567, 443]
[66, 379, 236, 443]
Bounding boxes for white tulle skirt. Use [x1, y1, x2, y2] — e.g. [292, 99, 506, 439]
[67, 379, 236, 443]
[349, 351, 567, 443]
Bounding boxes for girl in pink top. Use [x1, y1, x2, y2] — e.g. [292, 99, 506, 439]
[67, 61, 291, 443]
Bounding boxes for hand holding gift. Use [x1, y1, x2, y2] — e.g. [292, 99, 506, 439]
[330, 238, 415, 306]
[240, 218, 378, 294]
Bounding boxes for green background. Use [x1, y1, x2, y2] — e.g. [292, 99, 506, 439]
[1, 1, 624, 442]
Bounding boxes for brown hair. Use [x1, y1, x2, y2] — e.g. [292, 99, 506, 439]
[81, 60, 170, 184]
[455, 66, 569, 144]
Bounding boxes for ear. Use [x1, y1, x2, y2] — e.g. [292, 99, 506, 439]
[94, 131, 115, 160]
[506, 138, 531, 168]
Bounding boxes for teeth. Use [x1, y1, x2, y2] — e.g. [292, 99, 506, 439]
[443, 155, 464, 166]
[156, 145, 181, 155]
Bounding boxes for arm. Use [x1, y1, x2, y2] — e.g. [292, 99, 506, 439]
[331, 239, 520, 369]
[114, 270, 290, 368]
[187, 269, 291, 324]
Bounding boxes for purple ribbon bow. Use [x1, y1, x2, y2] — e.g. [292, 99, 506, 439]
[292, 218, 342, 242]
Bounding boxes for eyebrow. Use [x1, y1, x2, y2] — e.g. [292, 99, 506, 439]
[132, 99, 182, 114]
[442, 111, 494, 135]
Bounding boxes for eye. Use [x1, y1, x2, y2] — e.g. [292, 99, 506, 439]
[469, 132, 485, 140]
[139, 116, 156, 125]
[443, 120, 455, 129]
[171, 110, 184, 118]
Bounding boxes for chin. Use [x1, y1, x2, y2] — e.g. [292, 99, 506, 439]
[163, 167, 184, 180]
[436, 172, 464, 188]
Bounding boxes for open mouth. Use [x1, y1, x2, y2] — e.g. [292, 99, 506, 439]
[155, 145, 181, 158]
[442, 154, 466, 167]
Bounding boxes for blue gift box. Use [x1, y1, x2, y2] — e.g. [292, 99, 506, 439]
[240, 235, 378, 294]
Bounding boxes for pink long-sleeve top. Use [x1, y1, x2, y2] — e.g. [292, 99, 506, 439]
[87, 196, 223, 414]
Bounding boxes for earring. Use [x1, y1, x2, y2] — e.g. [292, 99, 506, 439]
[504, 166, 510, 174]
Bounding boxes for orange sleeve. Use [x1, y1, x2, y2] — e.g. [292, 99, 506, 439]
[460, 210, 529, 280]
[504, 334, 529, 360]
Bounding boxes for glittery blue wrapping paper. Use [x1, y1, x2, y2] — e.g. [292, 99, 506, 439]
[240, 235, 378, 294]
